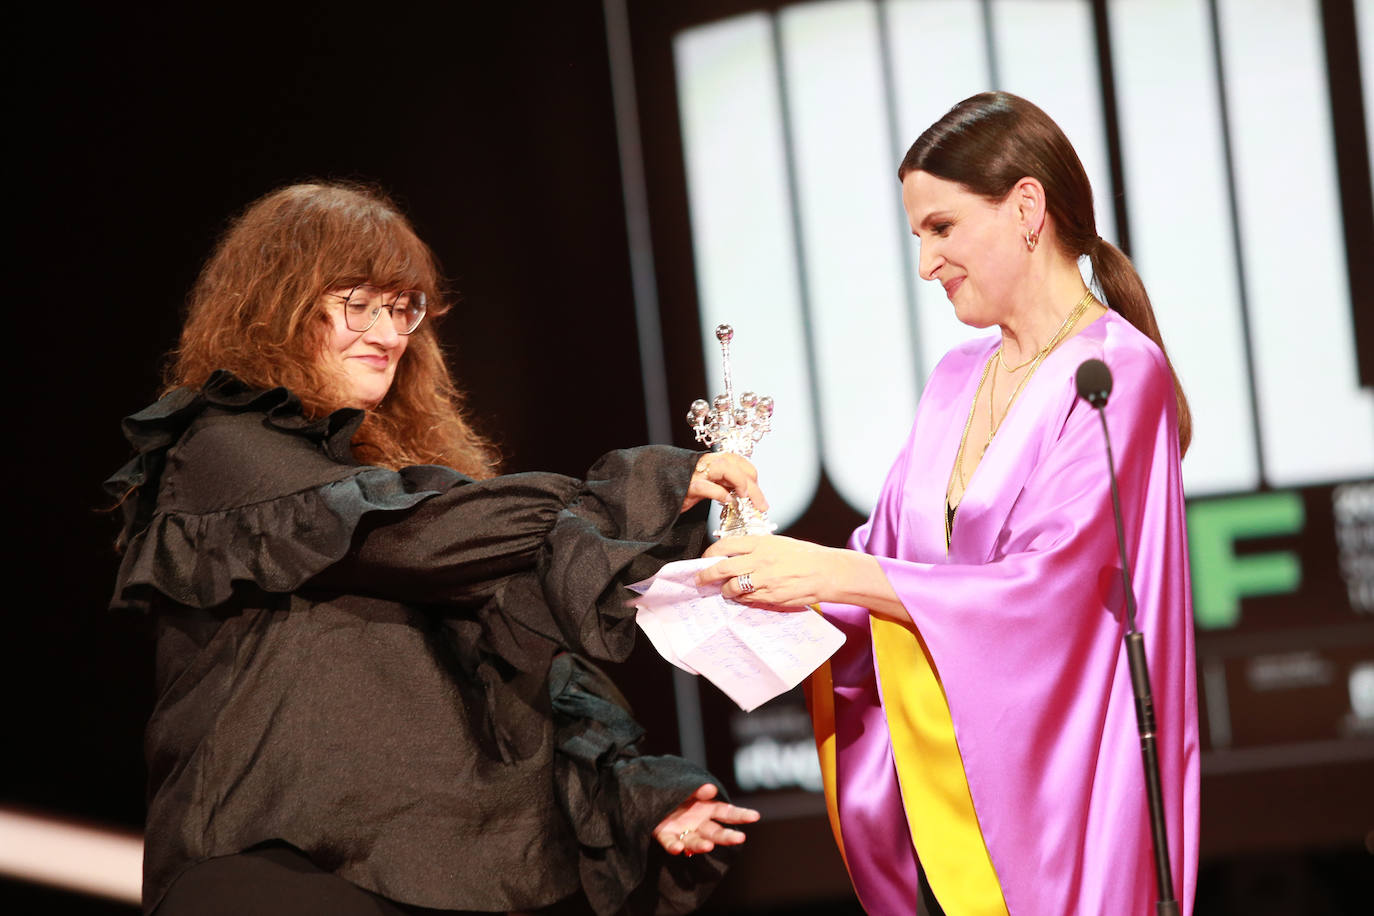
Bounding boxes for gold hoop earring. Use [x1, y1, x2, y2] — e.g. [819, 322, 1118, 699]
[1025, 230, 1039, 252]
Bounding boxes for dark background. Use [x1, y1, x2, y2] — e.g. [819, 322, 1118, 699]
[5, 1, 1371, 913]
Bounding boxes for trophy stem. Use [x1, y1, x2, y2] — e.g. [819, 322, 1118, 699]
[689, 323, 774, 539]
[720, 333, 735, 407]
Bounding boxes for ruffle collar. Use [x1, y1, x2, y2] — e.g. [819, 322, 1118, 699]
[106, 370, 365, 542]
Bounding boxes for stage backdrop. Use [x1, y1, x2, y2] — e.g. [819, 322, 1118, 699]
[5, 1, 1371, 912]
[615, 0, 1374, 897]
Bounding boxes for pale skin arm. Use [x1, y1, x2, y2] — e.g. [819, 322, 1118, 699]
[653, 783, 761, 856]
[697, 535, 911, 624]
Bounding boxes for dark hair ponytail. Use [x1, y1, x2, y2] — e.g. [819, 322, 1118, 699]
[1089, 237, 1191, 453]
[901, 92, 1191, 454]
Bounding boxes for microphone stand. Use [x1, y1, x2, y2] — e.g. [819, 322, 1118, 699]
[1079, 361, 1179, 916]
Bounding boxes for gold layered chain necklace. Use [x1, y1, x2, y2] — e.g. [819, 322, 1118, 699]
[945, 289, 1096, 548]
[986, 289, 1095, 439]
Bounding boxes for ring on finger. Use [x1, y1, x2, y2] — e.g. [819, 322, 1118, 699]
[737, 573, 756, 595]
[677, 829, 691, 842]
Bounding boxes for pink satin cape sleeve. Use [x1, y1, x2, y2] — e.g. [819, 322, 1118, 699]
[809, 311, 1200, 916]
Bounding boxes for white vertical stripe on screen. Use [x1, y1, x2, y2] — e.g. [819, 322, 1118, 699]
[777, 1, 920, 514]
[1216, 0, 1374, 485]
[674, 15, 822, 530]
[883, 0, 998, 380]
[987, 0, 1118, 247]
[1359, 0, 1374, 185]
[1109, 0, 1259, 496]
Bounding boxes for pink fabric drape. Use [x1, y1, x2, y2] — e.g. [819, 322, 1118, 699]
[822, 310, 1199, 915]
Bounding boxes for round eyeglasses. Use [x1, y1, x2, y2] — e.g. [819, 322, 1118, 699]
[328, 284, 428, 335]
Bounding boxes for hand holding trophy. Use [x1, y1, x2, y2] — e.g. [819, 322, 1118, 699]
[686, 324, 775, 537]
[629, 322, 841, 711]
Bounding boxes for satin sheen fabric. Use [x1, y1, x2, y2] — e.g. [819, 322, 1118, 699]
[814, 310, 1199, 915]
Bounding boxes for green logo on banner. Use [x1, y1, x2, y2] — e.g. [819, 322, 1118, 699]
[1187, 491, 1304, 629]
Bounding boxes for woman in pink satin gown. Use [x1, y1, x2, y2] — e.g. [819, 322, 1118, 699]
[699, 92, 1200, 916]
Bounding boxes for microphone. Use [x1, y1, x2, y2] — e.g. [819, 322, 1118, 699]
[1075, 357, 1113, 407]
[1076, 358, 1179, 916]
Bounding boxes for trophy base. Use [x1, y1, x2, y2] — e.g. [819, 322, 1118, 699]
[713, 519, 778, 538]
[713, 496, 776, 539]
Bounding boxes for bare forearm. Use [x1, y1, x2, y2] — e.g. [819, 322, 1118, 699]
[823, 549, 910, 622]
[701, 534, 911, 621]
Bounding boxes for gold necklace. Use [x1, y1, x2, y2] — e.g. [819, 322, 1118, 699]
[994, 289, 1095, 376]
[946, 349, 997, 549]
[946, 289, 1096, 549]
[988, 289, 1094, 438]
[996, 347, 1040, 373]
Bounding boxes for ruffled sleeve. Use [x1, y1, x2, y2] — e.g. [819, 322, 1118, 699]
[106, 371, 462, 611]
[107, 372, 706, 765]
[108, 371, 703, 631]
[549, 654, 731, 915]
[112, 372, 736, 912]
[307, 447, 704, 766]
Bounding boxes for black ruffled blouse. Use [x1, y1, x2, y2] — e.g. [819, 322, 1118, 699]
[107, 371, 729, 915]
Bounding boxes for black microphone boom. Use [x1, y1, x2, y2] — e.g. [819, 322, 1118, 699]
[1076, 358, 1179, 916]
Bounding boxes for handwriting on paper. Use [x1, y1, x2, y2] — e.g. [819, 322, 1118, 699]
[630, 557, 846, 712]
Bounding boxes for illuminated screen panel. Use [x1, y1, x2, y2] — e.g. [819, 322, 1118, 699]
[883, 0, 997, 387]
[657, 0, 1374, 868]
[1216, 0, 1374, 485]
[1108, 0, 1259, 496]
[673, 14, 821, 529]
[776, 1, 920, 513]
[1361, 0, 1374, 182]
[988, 0, 1117, 245]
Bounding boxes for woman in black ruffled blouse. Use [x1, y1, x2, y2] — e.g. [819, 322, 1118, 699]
[108, 182, 762, 916]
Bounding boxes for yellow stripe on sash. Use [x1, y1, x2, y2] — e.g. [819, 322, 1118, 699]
[870, 615, 1008, 915]
[804, 661, 849, 874]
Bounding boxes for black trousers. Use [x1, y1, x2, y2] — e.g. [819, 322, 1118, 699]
[155, 844, 487, 916]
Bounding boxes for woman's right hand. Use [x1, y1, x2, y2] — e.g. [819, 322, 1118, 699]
[698, 534, 910, 621]
[653, 783, 760, 856]
[697, 534, 842, 607]
[681, 453, 767, 515]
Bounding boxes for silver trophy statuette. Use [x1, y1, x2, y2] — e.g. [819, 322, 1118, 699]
[686, 324, 775, 537]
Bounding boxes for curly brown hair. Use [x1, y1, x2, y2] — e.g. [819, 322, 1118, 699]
[169, 181, 498, 476]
